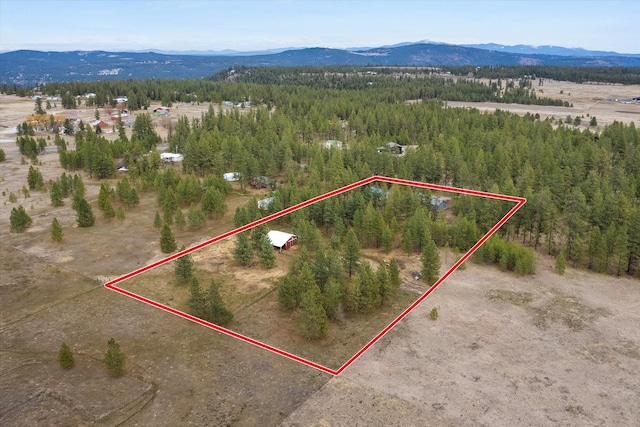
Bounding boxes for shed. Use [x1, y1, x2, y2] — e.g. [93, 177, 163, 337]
[160, 152, 184, 163]
[223, 172, 240, 182]
[267, 230, 298, 250]
[258, 196, 274, 210]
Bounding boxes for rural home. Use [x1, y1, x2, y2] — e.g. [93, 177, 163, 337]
[160, 153, 184, 163]
[89, 119, 109, 130]
[153, 106, 171, 116]
[111, 112, 129, 121]
[267, 230, 298, 250]
[223, 172, 240, 182]
[324, 140, 343, 149]
[430, 196, 451, 211]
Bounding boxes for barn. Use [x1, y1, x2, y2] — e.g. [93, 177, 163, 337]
[267, 230, 298, 250]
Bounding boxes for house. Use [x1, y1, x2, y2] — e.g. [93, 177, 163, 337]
[258, 196, 274, 210]
[377, 142, 405, 156]
[430, 196, 451, 212]
[267, 230, 298, 250]
[160, 153, 184, 163]
[111, 112, 129, 121]
[89, 119, 108, 130]
[223, 172, 240, 182]
[153, 106, 171, 116]
[325, 140, 343, 149]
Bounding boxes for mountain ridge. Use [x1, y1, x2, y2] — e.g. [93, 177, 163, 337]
[2, 42, 640, 86]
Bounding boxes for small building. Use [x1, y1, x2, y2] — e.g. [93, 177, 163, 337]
[111, 112, 129, 121]
[89, 119, 108, 130]
[325, 140, 343, 149]
[223, 172, 240, 182]
[267, 230, 298, 250]
[160, 152, 184, 163]
[258, 196, 274, 210]
[153, 106, 171, 116]
[114, 96, 128, 104]
[430, 196, 451, 212]
[377, 142, 405, 156]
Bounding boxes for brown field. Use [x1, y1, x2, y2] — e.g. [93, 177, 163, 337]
[1, 87, 639, 426]
[446, 79, 640, 128]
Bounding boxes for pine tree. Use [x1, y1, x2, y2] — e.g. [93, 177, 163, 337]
[10, 205, 32, 233]
[322, 278, 344, 320]
[104, 338, 125, 377]
[555, 250, 567, 275]
[201, 187, 226, 219]
[356, 262, 380, 312]
[174, 246, 194, 284]
[233, 232, 253, 266]
[58, 342, 74, 369]
[297, 284, 328, 340]
[160, 223, 177, 253]
[187, 203, 205, 229]
[75, 198, 95, 227]
[27, 165, 44, 190]
[377, 263, 392, 305]
[116, 205, 125, 222]
[163, 207, 173, 226]
[175, 208, 186, 230]
[258, 234, 276, 268]
[342, 229, 361, 277]
[388, 258, 401, 288]
[421, 238, 441, 286]
[50, 180, 64, 207]
[251, 223, 269, 251]
[187, 277, 208, 319]
[103, 198, 115, 221]
[153, 211, 162, 228]
[50, 217, 63, 242]
[206, 279, 233, 325]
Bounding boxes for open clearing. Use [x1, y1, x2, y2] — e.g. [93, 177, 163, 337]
[1, 86, 640, 425]
[446, 79, 640, 128]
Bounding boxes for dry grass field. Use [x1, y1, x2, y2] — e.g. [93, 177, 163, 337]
[1, 87, 639, 426]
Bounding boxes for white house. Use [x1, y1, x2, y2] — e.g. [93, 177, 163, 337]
[223, 172, 240, 182]
[160, 153, 184, 163]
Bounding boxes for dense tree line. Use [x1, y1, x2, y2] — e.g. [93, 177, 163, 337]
[5, 66, 638, 278]
[442, 65, 640, 85]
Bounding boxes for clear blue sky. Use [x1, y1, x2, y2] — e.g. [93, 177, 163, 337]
[1, 0, 637, 53]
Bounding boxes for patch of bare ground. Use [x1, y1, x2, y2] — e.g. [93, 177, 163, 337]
[444, 79, 640, 128]
[283, 257, 640, 426]
[0, 244, 329, 426]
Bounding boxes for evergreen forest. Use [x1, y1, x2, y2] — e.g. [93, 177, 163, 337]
[7, 66, 640, 281]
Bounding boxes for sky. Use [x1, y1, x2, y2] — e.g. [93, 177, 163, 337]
[1, 0, 638, 54]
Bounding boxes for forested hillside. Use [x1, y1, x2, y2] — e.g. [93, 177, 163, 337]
[8, 67, 640, 278]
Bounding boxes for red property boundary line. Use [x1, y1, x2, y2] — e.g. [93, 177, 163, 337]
[105, 176, 525, 376]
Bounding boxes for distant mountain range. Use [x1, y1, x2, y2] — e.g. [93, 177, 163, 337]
[2, 42, 639, 86]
